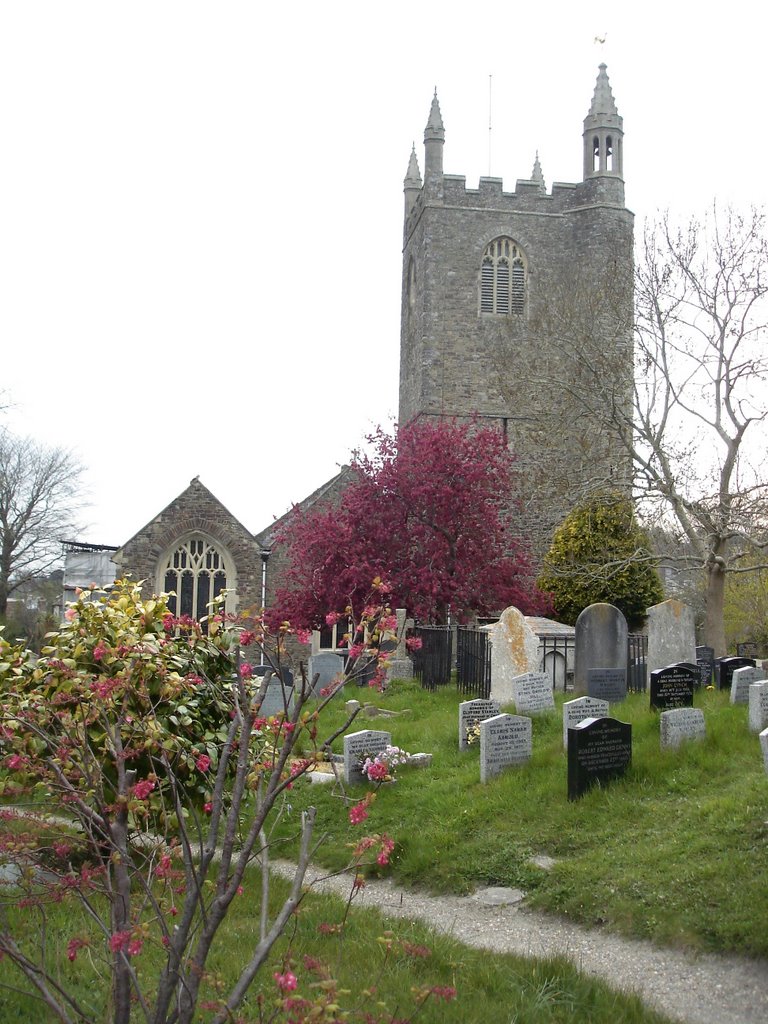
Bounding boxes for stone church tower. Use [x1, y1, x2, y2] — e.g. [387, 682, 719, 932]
[399, 64, 633, 556]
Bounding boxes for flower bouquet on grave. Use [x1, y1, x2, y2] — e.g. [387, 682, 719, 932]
[359, 745, 411, 783]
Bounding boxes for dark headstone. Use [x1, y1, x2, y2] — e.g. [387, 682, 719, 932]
[737, 641, 759, 658]
[567, 717, 632, 801]
[649, 663, 697, 711]
[587, 667, 627, 703]
[695, 646, 715, 688]
[715, 656, 756, 692]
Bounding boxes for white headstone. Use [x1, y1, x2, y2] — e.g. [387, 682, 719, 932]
[749, 681, 768, 734]
[731, 665, 765, 705]
[342, 729, 391, 785]
[479, 714, 532, 783]
[489, 607, 539, 704]
[659, 707, 706, 749]
[646, 599, 697, 677]
[511, 671, 555, 714]
[458, 698, 501, 751]
[760, 727, 768, 776]
[562, 696, 609, 749]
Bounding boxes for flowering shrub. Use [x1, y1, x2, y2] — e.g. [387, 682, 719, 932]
[0, 579, 414, 1024]
[360, 744, 411, 783]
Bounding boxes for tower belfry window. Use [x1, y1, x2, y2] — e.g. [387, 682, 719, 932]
[480, 238, 526, 316]
[162, 535, 230, 622]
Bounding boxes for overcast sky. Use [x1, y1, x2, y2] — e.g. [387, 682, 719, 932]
[1, 2, 766, 547]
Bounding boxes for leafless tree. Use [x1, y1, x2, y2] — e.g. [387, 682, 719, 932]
[0, 428, 84, 616]
[496, 206, 768, 654]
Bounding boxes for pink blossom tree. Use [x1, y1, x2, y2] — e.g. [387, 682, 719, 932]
[272, 419, 549, 626]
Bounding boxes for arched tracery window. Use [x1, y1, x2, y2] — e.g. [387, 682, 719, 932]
[162, 534, 231, 621]
[480, 237, 526, 315]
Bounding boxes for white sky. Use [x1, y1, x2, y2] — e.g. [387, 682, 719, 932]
[1, 2, 766, 546]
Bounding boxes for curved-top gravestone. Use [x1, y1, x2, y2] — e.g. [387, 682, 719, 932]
[574, 603, 628, 697]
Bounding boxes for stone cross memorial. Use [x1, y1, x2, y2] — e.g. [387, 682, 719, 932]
[649, 664, 697, 711]
[343, 729, 391, 785]
[458, 698, 501, 751]
[479, 714, 532, 783]
[730, 665, 765, 705]
[749, 681, 768, 734]
[574, 603, 627, 696]
[562, 696, 609, 749]
[659, 707, 706, 749]
[512, 672, 555, 714]
[567, 717, 631, 801]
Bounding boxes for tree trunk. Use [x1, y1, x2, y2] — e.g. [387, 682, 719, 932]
[704, 561, 727, 656]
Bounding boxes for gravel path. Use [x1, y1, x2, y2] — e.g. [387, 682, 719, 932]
[272, 860, 768, 1024]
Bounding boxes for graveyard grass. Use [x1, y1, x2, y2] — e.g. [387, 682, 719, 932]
[0, 830, 671, 1024]
[273, 681, 768, 959]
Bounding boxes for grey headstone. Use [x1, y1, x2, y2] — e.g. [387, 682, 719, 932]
[731, 665, 765, 705]
[459, 698, 501, 750]
[342, 729, 391, 785]
[258, 677, 295, 718]
[760, 727, 768, 776]
[749, 681, 768, 733]
[587, 667, 627, 703]
[647, 599, 697, 677]
[307, 652, 345, 697]
[574, 603, 628, 695]
[563, 696, 609, 749]
[660, 707, 706, 749]
[479, 713, 532, 783]
[512, 671, 555, 714]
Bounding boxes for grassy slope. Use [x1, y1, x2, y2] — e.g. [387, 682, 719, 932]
[277, 680, 768, 957]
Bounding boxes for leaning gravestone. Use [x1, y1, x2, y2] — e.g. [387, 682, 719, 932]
[458, 698, 501, 751]
[512, 672, 555, 714]
[715, 656, 756, 692]
[749, 681, 768, 733]
[761, 727, 768, 776]
[489, 607, 540, 705]
[730, 665, 765, 705]
[660, 707, 706, 749]
[696, 645, 715, 688]
[562, 696, 609, 749]
[574, 603, 627, 696]
[307, 652, 345, 697]
[567, 717, 631, 801]
[647, 599, 697, 677]
[587, 667, 627, 703]
[342, 729, 391, 785]
[479, 714, 532, 783]
[649, 664, 697, 711]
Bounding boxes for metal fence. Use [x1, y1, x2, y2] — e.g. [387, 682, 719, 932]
[456, 626, 491, 697]
[410, 625, 453, 690]
[411, 623, 649, 695]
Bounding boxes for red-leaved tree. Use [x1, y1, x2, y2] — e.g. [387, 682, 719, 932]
[272, 420, 549, 625]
